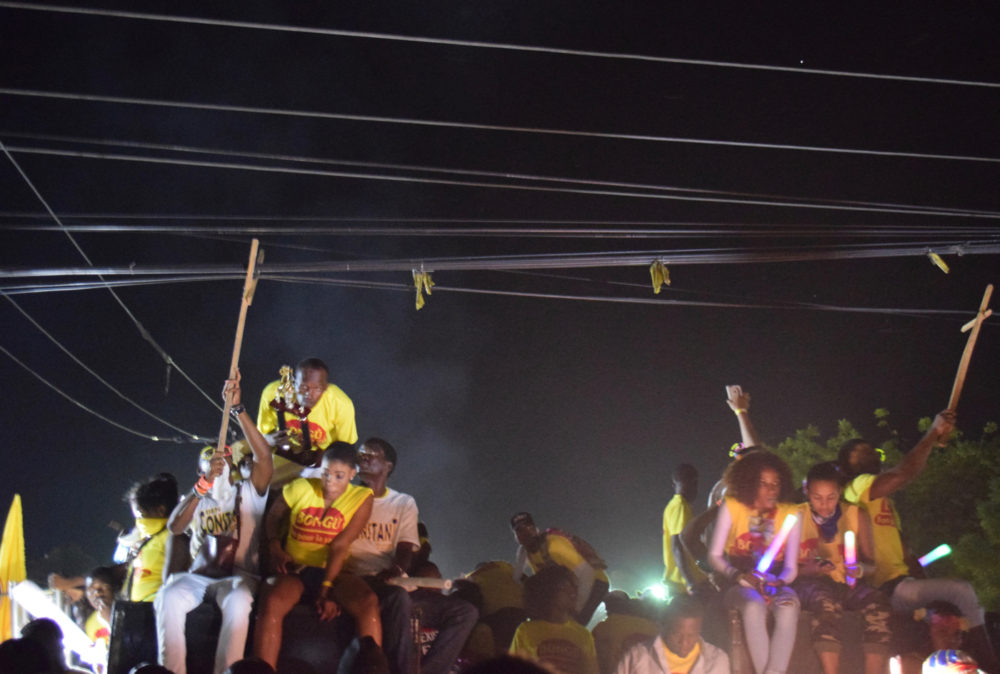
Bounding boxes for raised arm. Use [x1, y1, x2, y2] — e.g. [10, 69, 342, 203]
[726, 385, 761, 447]
[225, 371, 274, 495]
[868, 410, 955, 501]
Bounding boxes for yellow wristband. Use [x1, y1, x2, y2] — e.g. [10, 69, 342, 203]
[734, 408, 747, 415]
[321, 580, 333, 588]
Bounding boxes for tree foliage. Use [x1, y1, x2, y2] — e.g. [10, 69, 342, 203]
[767, 411, 1000, 611]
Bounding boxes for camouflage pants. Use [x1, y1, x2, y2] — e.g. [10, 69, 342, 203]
[792, 575, 891, 654]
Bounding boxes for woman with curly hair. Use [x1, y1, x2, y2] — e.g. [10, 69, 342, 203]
[708, 450, 801, 674]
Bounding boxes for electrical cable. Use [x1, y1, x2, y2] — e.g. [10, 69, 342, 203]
[7, 144, 999, 220]
[0, 343, 212, 442]
[2, 131, 997, 220]
[1, 292, 208, 439]
[1, 3, 997, 89]
[0, 139, 224, 411]
[4, 88, 998, 165]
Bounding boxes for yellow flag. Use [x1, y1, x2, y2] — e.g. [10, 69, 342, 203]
[0, 494, 27, 641]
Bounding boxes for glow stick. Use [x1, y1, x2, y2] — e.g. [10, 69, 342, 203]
[386, 576, 453, 590]
[918, 544, 952, 567]
[756, 514, 798, 574]
[844, 530, 856, 587]
[10, 581, 103, 666]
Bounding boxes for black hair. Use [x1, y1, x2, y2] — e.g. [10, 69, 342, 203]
[363, 437, 398, 474]
[664, 594, 705, 631]
[722, 450, 795, 506]
[837, 439, 869, 478]
[322, 441, 358, 466]
[296, 358, 329, 375]
[87, 565, 123, 592]
[805, 461, 844, 488]
[125, 473, 179, 515]
[672, 463, 697, 483]
[523, 565, 576, 619]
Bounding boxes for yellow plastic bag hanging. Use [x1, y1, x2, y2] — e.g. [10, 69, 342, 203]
[649, 260, 671, 294]
[928, 252, 950, 274]
[413, 270, 435, 310]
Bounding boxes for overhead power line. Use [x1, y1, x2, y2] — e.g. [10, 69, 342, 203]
[2, 3, 998, 89]
[2, 132, 997, 221]
[0, 139, 224, 411]
[7, 144, 999, 220]
[2, 240, 998, 280]
[4, 88, 999, 165]
[1, 292, 208, 440]
[0, 343, 212, 442]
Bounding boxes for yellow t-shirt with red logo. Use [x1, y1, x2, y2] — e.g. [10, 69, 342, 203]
[257, 380, 359, 451]
[843, 473, 908, 588]
[796, 502, 861, 585]
[723, 498, 799, 573]
[129, 525, 168, 602]
[663, 640, 701, 674]
[282, 479, 372, 568]
[85, 610, 111, 647]
[510, 618, 598, 674]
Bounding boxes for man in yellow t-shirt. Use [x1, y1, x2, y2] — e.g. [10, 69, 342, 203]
[663, 463, 705, 596]
[512, 512, 609, 625]
[122, 473, 178, 602]
[257, 357, 358, 485]
[839, 410, 998, 672]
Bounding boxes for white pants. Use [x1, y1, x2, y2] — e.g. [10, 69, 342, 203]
[154, 571, 259, 674]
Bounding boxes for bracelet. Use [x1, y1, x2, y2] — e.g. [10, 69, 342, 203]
[229, 403, 246, 419]
[733, 408, 747, 415]
[321, 580, 334, 588]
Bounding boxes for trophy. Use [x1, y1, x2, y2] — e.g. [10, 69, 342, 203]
[269, 365, 313, 457]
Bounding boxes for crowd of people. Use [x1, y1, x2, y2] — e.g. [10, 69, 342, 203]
[2, 361, 996, 674]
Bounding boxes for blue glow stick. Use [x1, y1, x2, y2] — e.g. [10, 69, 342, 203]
[756, 514, 798, 574]
[918, 543, 952, 567]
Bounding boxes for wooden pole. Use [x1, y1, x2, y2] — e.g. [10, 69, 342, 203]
[947, 284, 993, 411]
[215, 239, 263, 455]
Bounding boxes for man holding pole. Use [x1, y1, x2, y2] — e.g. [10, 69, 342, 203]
[838, 411, 998, 672]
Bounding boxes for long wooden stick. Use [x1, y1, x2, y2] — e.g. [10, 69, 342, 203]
[947, 284, 993, 410]
[215, 239, 263, 454]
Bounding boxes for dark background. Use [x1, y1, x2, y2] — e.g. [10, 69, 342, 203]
[1, 2, 998, 592]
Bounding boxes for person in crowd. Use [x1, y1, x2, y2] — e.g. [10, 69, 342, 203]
[83, 566, 119, 651]
[511, 512, 609, 625]
[510, 564, 598, 674]
[839, 410, 999, 673]
[155, 373, 274, 674]
[20, 618, 89, 673]
[591, 591, 659, 674]
[345, 437, 478, 674]
[793, 461, 890, 674]
[123, 473, 178, 602]
[614, 594, 730, 674]
[0, 637, 51, 674]
[252, 442, 384, 671]
[463, 561, 527, 660]
[680, 385, 762, 594]
[256, 358, 358, 484]
[708, 449, 801, 674]
[663, 463, 704, 597]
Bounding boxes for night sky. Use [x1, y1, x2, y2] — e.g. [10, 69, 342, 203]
[1, 2, 998, 593]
